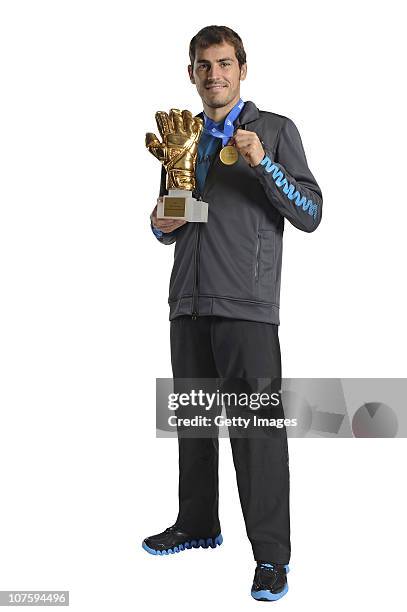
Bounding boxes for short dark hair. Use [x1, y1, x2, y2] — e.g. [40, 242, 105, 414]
[189, 25, 247, 69]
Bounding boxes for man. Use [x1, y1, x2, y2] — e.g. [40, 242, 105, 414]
[143, 25, 323, 602]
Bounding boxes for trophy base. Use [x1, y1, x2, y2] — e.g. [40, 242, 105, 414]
[158, 190, 208, 223]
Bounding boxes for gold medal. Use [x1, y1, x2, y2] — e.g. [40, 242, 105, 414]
[219, 145, 239, 165]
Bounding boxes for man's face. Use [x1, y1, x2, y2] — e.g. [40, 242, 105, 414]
[188, 42, 247, 109]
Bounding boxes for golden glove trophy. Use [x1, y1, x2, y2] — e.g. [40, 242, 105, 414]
[146, 109, 209, 223]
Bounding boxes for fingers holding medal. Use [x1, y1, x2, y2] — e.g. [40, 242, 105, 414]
[229, 129, 265, 168]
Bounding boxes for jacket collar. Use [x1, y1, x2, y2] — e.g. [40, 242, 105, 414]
[196, 100, 259, 127]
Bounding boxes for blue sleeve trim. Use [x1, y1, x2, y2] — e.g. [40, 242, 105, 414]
[260, 156, 318, 220]
[151, 225, 163, 238]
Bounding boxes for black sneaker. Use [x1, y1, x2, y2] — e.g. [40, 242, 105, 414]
[142, 524, 223, 556]
[251, 561, 290, 601]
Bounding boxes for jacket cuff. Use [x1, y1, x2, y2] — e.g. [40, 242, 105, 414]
[252, 146, 275, 177]
[151, 224, 163, 238]
[150, 220, 177, 244]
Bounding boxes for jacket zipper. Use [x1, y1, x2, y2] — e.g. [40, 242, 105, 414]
[254, 233, 261, 281]
[191, 220, 201, 319]
[191, 141, 223, 319]
[190, 112, 253, 318]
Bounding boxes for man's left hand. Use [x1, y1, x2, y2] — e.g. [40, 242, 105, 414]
[230, 129, 265, 168]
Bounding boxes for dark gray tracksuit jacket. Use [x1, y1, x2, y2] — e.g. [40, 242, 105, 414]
[152, 100, 323, 325]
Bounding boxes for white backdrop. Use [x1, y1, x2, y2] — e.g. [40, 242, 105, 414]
[0, 1, 406, 610]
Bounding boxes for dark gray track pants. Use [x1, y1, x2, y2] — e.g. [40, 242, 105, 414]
[170, 315, 291, 563]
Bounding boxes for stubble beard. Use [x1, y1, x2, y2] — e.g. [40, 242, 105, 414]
[202, 87, 238, 110]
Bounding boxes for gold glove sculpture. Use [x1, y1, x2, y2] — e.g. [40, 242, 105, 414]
[146, 109, 203, 191]
[146, 108, 209, 223]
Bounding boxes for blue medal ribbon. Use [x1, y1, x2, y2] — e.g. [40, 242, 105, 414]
[203, 98, 245, 146]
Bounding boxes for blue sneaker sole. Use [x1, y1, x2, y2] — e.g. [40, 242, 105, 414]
[142, 533, 223, 555]
[251, 564, 290, 601]
[251, 582, 289, 601]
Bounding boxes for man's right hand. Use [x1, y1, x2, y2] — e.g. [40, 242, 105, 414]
[150, 197, 187, 233]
